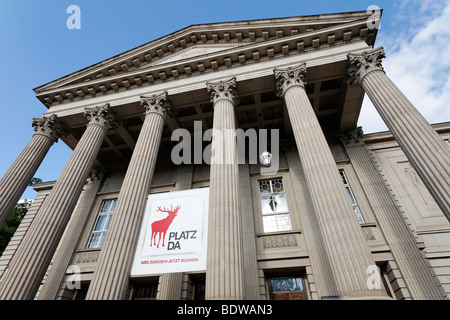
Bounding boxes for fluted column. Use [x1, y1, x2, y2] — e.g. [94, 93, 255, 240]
[348, 46, 450, 222]
[0, 115, 65, 228]
[238, 163, 260, 299]
[285, 150, 338, 299]
[339, 127, 446, 300]
[36, 168, 107, 300]
[157, 165, 193, 300]
[0, 104, 117, 300]
[274, 64, 389, 299]
[205, 77, 244, 300]
[86, 92, 170, 300]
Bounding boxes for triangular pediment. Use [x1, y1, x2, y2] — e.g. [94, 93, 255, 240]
[34, 10, 379, 107]
[148, 43, 243, 67]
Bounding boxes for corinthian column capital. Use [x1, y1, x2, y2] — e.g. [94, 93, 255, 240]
[140, 91, 172, 118]
[347, 46, 385, 85]
[338, 127, 365, 147]
[274, 63, 307, 98]
[206, 77, 239, 106]
[32, 114, 66, 141]
[84, 103, 119, 130]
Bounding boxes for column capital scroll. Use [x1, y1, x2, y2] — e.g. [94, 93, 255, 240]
[274, 63, 307, 98]
[84, 103, 120, 130]
[32, 114, 67, 142]
[140, 91, 172, 118]
[337, 127, 365, 147]
[88, 167, 109, 183]
[347, 46, 385, 85]
[206, 77, 239, 106]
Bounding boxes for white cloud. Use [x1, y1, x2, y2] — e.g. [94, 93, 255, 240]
[358, 0, 450, 133]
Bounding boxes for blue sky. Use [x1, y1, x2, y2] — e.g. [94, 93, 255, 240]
[0, 0, 449, 200]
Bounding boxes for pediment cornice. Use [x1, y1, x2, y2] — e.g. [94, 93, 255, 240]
[34, 10, 378, 108]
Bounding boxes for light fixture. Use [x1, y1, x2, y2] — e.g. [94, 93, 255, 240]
[260, 150, 272, 167]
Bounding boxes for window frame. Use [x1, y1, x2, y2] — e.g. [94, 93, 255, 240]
[131, 283, 159, 300]
[258, 178, 293, 233]
[87, 198, 117, 249]
[339, 169, 365, 224]
[267, 275, 309, 300]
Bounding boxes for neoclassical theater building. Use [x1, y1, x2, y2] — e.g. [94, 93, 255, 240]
[0, 10, 449, 300]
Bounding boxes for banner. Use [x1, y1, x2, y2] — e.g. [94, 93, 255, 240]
[131, 188, 209, 276]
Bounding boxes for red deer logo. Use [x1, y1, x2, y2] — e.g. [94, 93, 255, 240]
[150, 205, 181, 248]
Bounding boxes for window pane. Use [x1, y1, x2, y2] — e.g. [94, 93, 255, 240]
[109, 200, 116, 212]
[88, 199, 116, 249]
[271, 179, 284, 193]
[104, 214, 112, 230]
[269, 277, 303, 292]
[101, 200, 116, 213]
[94, 214, 112, 231]
[97, 232, 106, 247]
[345, 187, 357, 205]
[263, 214, 292, 232]
[94, 215, 106, 231]
[339, 170, 348, 184]
[101, 201, 111, 213]
[259, 180, 271, 194]
[354, 206, 364, 224]
[88, 233, 101, 248]
[261, 194, 288, 215]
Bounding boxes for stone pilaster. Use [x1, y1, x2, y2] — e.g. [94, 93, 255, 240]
[205, 77, 244, 300]
[86, 92, 170, 300]
[0, 104, 117, 300]
[36, 168, 107, 300]
[274, 64, 389, 300]
[339, 127, 447, 300]
[157, 165, 193, 300]
[0, 115, 65, 228]
[348, 46, 450, 222]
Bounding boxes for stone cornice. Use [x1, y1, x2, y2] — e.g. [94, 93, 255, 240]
[35, 13, 376, 108]
[362, 121, 450, 145]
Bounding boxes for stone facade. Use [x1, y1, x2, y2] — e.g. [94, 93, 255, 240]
[0, 10, 449, 300]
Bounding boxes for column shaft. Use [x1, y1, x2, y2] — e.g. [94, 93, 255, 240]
[205, 78, 244, 299]
[285, 150, 338, 299]
[348, 47, 450, 222]
[340, 130, 446, 299]
[275, 64, 389, 299]
[86, 93, 169, 300]
[0, 115, 63, 227]
[157, 165, 193, 300]
[36, 169, 105, 300]
[239, 163, 260, 300]
[0, 105, 115, 300]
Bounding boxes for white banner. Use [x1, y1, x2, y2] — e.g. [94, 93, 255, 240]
[131, 188, 209, 276]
